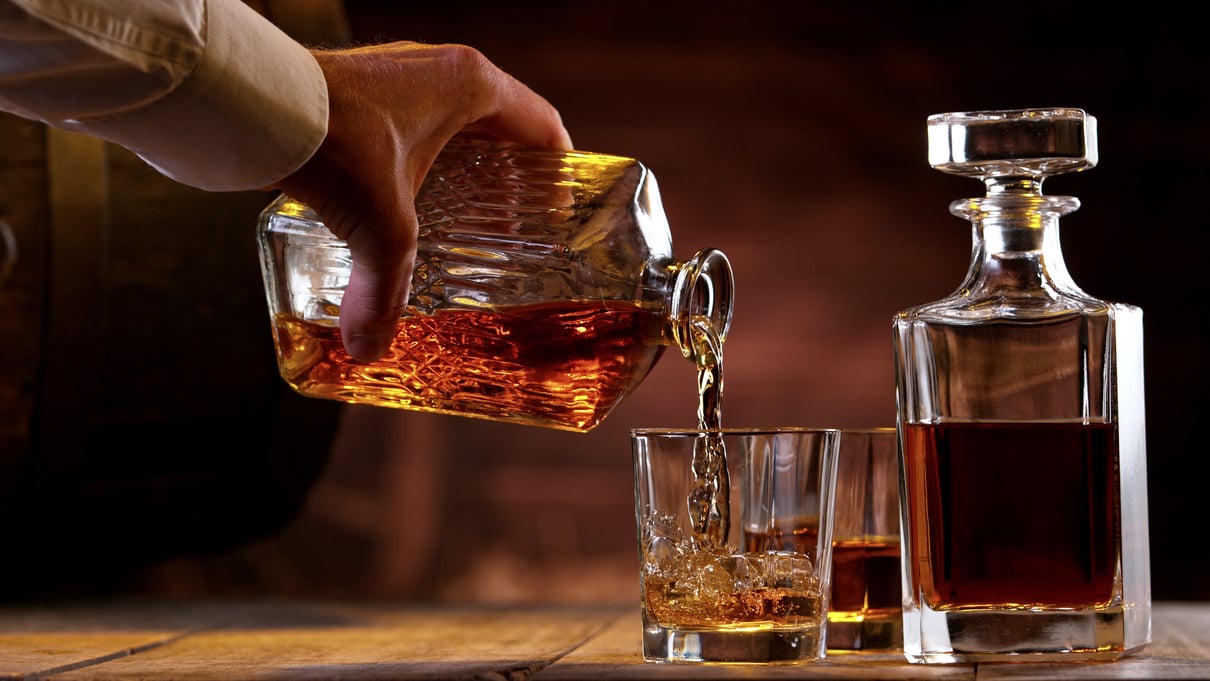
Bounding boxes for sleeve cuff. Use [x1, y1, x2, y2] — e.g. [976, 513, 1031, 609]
[75, 0, 328, 192]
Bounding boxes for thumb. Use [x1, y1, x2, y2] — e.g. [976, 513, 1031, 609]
[331, 194, 418, 363]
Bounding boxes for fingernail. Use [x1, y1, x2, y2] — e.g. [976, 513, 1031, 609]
[346, 334, 390, 363]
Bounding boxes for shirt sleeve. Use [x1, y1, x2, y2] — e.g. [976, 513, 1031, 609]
[0, 0, 328, 192]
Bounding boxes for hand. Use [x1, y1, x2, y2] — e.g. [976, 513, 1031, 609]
[273, 42, 572, 362]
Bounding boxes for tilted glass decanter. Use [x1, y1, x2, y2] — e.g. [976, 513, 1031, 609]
[257, 136, 733, 433]
[893, 108, 1150, 662]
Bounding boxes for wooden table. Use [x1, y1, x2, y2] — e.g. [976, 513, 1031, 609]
[1, 600, 1207, 679]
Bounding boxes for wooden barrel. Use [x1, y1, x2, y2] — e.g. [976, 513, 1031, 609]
[0, 6, 348, 594]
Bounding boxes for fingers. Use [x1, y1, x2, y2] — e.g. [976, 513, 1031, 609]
[280, 41, 571, 364]
[474, 70, 573, 150]
[438, 44, 573, 151]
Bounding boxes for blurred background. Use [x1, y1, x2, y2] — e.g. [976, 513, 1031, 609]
[1, 2, 1205, 602]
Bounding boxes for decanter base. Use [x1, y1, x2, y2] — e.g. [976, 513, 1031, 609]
[904, 602, 1151, 664]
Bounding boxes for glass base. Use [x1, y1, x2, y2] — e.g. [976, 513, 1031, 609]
[904, 603, 1150, 663]
[642, 621, 825, 663]
[826, 614, 903, 651]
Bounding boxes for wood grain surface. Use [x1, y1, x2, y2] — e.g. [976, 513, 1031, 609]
[1, 601, 1206, 680]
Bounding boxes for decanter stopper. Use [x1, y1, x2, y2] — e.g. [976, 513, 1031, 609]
[926, 108, 1098, 194]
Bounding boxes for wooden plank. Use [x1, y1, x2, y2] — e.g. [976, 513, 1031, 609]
[0, 599, 224, 679]
[535, 609, 973, 680]
[39, 602, 614, 680]
[3, 602, 1209, 680]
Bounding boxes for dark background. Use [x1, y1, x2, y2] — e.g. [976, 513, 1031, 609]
[1, 2, 1204, 602]
[320, 2, 1205, 600]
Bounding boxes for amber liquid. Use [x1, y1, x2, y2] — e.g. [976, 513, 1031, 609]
[830, 539, 901, 620]
[745, 526, 900, 622]
[273, 301, 665, 432]
[642, 561, 821, 630]
[643, 522, 822, 630]
[686, 319, 728, 549]
[902, 421, 1118, 610]
[743, 520, 818, 554]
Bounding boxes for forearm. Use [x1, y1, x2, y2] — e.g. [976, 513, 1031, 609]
[0, 0, 327, 191]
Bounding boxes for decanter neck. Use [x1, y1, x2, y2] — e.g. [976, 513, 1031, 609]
[665, 248, 733, 366]
[951, 193, 1087, 300]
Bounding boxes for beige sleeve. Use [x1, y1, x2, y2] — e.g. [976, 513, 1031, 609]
[0, 0, 328, 191]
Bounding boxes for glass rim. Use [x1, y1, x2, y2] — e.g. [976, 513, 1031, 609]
[925, 107, 1088, 125]
[840, 426, 897, 434]
[630, 426, 842, 438]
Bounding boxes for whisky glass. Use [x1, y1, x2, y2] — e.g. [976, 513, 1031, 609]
[632, 427, 840, 663]
[828, 427, 902, 652]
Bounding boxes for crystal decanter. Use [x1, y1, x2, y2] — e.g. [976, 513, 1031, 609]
[257, 136, 733, 433]
[893, 108, 1150, 662]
